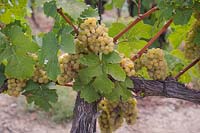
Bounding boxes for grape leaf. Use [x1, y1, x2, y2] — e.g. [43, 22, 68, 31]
[80, 7, 98, 19]
[5, 55, 35, 79]
[60, 31, 75, 53]
[173, 9, 193, 25]
[78, 65, 103, 84]
[105, 64, 126, 81]
[113, 0, 125, 8]
[44, 0, 57, 18]
[40, 32, 60, 81]
[80, 85, 100, 103]
[92, 74, 114, 94]
[108, 23, 126, 37]
[23, 81, 58, 111]
[102, 51, 121, 64]
[57, 0, 88, 20]
[5, 25, 39, 55]
[79, 53, 100, 66]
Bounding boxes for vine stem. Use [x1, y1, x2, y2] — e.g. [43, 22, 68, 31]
[113, 6, 159, 43]
[131, 18, 173, 61]
[175, 57, 200, 80]
[98, 0, 102, 24]
[138, 0, 141, 16]
[57, 8, 79, 34]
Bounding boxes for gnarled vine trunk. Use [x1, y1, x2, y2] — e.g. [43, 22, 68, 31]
[70, 92, 98, 133]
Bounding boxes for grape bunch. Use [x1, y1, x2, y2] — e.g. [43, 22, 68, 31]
[30, 54, 49, 84]
[98, 98, 137, 132]
[76, 17, 114, 54]
[184, 20, 200, 60]
[7, 78, 26, 97]
[57, 54, 82, 85]
[98, 99, 123, 132]
[139, 48, 168, 80]
[120, 57, 136, 77]
[120, 98, 137, 125]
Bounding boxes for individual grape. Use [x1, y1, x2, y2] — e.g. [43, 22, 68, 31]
[140, 48, 168, 80]
[120, 57, 136, 77]
[57, 53, 82, 85]
[76, 17, 114, 54]
[120, 98, 137, 125]
[7, 78, 26, 97]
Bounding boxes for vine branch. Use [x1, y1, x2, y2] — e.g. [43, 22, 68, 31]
[175, 57, 200, 80]
[57, 8, 79, 34]
[132, 77, 200, 104]
[131, 18, 173, 61]
[113, 6, 159, 43]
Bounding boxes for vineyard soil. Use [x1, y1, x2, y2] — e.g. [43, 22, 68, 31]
[0, 94, 200, 133]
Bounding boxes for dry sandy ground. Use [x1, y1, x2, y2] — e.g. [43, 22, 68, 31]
[0, 94, 200, 133]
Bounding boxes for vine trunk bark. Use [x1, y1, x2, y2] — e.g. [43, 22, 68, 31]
[70, 92, 98, 133]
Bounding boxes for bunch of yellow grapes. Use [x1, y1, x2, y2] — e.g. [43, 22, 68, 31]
[184, 20, 200, 60]
[120, 57, 136, 77]
[7, 78, 26, 97]
[76, 17, 114, 54]
[98, 98, 137, 133]
[31, 54, 49, 84]
[57, 54, 82, 85]
[140, 48, 168, 80]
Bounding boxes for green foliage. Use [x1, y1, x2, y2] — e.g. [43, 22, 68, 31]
[23, 81, 58, 111]
[39, 32, 60, 81]
[0, 65, 5, 86]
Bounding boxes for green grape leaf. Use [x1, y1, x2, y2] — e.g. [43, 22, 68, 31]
[40, 32, 60, 81]
[124, 77, 134, 88]
[127, 21, 152, 40]
[79, 53, 100, 66]
[5, 55, 35, 79]
[102, 51, 121, 64]
[44, 0, 57, 18]
[136, 67, 150, 79]
[80, 85, 100, 103]
[173, 9, 193, 25]
[80, 7, 98, 19]
[92, 74, 114, 94]
[57, 0, 88, 20]
[6, 25, 39, 55]
[78, 65, 103, 84]
[23, 81, 58, 111]
[108, 23, 126, 37]
[105, 64, 126, 81]
[193, 30, 200, 44]
[60, 32, 75, 54]
[0, 65, 6, 86]
[106, 82, 131, 101]
[118, 40, 147, 57]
